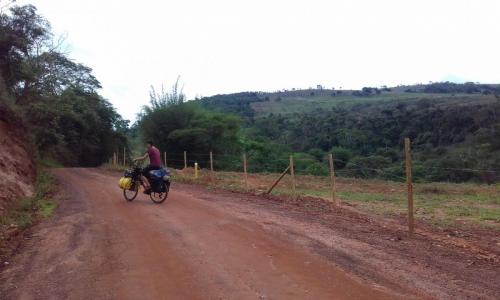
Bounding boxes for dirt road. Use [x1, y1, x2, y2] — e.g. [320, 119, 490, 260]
[1, 168, 499, 299]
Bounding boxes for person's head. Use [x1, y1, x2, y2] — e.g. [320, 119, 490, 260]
[147, 141, 154, 150]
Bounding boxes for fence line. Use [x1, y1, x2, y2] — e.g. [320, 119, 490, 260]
[111, 138, 500, 236]
[111, 151, 497, 178]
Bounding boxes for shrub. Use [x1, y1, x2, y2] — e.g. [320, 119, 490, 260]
[330, 147, 353, 169]
[305, 162, 329, 176]
[308, 148, 326, 161]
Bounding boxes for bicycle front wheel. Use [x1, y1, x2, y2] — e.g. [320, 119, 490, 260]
[123, 182, 139, 201]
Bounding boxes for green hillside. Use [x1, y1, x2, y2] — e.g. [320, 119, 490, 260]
[251, 92, 495, 116]
[196, 83, 500, 183]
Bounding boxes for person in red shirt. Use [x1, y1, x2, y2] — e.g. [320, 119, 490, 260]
[133, 141, 162, 194]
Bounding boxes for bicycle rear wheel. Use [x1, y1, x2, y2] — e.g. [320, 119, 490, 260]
[149, 182, 170, 204]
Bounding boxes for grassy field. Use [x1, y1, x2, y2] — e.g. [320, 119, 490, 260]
[250, 92, 495, 116]
[173, 168, 500, 230]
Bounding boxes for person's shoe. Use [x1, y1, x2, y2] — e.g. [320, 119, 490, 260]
[143, 188, 151, 195]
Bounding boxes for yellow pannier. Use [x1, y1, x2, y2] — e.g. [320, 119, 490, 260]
[118, 177, 133, 190]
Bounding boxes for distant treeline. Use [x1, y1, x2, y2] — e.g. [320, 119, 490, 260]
[403, 82, 500, 95]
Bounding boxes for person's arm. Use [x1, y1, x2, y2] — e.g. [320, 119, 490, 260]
[133, 152, 148, 162]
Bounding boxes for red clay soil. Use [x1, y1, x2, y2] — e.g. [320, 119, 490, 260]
[0, 168, 499, 299]
[0, 120, 35, 215]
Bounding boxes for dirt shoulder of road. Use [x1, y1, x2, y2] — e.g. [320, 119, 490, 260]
[172, 181, 500, 299]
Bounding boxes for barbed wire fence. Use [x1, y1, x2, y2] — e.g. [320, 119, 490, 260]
[110, 138, 500, 236]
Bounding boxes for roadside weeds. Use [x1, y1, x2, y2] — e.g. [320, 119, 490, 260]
[0, 169, 58, 265]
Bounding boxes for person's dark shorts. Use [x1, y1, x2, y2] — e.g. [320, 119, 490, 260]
[142, 164, 161, 179]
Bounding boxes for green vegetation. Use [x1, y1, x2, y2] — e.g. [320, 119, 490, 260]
[199, 92, 264, 122]
[39, 200, 57, 218]
[251, 93, 453, 115]
[192, 85, 500, 183]
[136, 82, 241, 169]
[0, 4, 128, 166]
[0, 170, 56, 230]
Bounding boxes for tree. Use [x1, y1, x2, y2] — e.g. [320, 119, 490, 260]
[0, 4, 129, 166]
[148, 76, 185, 110]
[138, 101, 241, 168]
[0, 5, 51, 93]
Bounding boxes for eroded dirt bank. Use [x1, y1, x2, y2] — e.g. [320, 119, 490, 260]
[0, 119, 35, 215]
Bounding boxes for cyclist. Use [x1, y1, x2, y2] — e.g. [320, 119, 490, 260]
[133, 141, 161, 194]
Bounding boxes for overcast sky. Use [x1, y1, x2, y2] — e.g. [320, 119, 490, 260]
[16, 0, 500, 121]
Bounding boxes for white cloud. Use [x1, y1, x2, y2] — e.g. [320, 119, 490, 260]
[16, 0, 500, 120]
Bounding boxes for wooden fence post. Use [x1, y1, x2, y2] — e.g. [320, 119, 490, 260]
[289, 155, 296, 198]
[243, 153, 248, 189]
[405, 138, 414, 236]
[164, 152, 167, 167]
[210, 151, 214, 181]
[123, 147, 126, 166]
[328, 153, 337, 206]
[194, 162, 199, 179]
[113, 152, 116, 166]
[184, 151, 187, 169]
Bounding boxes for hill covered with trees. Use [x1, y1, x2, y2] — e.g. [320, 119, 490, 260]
[193, 84, 500, 183]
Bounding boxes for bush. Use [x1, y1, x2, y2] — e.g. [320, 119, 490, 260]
[375, 148, 399, 162]
[305, 162, 329, 176]
[330, 147, 353, 169]
[308, 148, 325, 161]
[293, 153, 317, 174]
